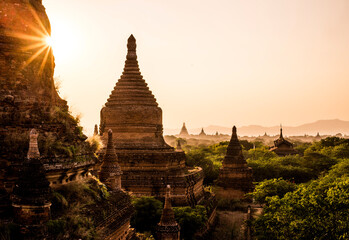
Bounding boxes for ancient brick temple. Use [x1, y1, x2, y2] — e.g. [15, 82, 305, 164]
[156, 185, 180, 240]
[216, 126, 254, 199]
[270, 127, 298, 156]
[100, 35, 204, 206]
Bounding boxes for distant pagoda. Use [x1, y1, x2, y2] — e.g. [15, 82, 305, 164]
[270, 127, 297, 156]
[179, 122, 189, 136]
[99, 35, 204, 206]
[216, 126, 253, 199]
[156, 185, 180, 240]
[199, 128, 206, 136]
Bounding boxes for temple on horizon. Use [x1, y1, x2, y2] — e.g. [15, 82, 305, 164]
[270, 127, 298, 156]
[99, 35, 204, 206]
[199, 128, 206, 136]
[179, 122, 189, 136]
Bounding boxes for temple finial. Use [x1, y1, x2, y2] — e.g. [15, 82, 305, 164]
[280, 124, 283, 138]
[127, 34, 136, 52]
[164, 185, 171, 209]
[27, 129, 40, 159]
[94, 124, 98, 136]
[233, 126, 237, 136]
[107, 129, 114, 148]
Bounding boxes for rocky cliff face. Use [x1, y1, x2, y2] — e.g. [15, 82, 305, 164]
[0, 0, 94, 162]
[0, 0, 96, 198]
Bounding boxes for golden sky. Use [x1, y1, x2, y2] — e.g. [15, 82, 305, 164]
[43, 0, 349, 135]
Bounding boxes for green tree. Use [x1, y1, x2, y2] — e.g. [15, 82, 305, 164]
[254, 176, 349, 240]
[249, 178, 296, 204]
[131, 197, 163, 234]
[173, 205, 207, 240]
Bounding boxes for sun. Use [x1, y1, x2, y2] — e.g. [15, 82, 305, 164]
[45, 36, 54, 48]
[8, 4, 81, 74]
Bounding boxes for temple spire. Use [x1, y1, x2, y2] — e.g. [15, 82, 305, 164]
[127, 34, 137, 60]
[156, 185, 180, 239]
[94, 124, 99, 136]
[232, 126, 238, 140]
[100, 129, 122, 190]
[280, 124, 283, 138]
[159, 185, 179, 226]
[27, 129, 40, 159]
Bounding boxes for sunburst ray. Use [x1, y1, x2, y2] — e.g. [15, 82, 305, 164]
[8, 2, 53, 74]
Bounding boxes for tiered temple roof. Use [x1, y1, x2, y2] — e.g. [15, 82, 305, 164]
[216, 126, 253, 198]
[100, 35, 204, 206]
[100, 34, 167, 149]
[270, 128, 297, 156]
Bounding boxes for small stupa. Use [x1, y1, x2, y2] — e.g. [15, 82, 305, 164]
[100, 129, 122, 190]
[156, 185, 180, 240]
[12, 129, 51, 238]
[216, 126, 254, 199]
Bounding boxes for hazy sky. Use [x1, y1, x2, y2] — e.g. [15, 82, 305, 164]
[43, 0, 349, 135]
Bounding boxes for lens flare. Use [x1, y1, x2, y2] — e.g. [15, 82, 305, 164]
[7, 4, 53, 75]
[45, 36, 53, 47]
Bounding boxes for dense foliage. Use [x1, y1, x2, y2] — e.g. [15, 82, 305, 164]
[248, 178, 296, 204]
[183, 137, 349, 239]
[173, 205, 208, 240]
[254, 174, 349, 239]
[250, 137, 349, 239]
[186, 142, 228, 184]
[131, 197, 163, 234]
[130, 197, 207, 240]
